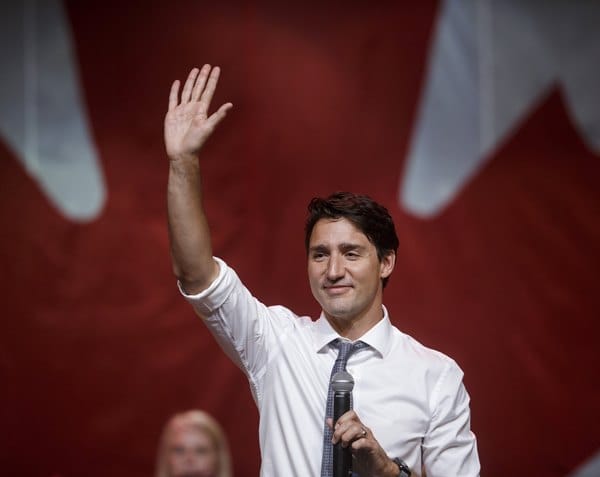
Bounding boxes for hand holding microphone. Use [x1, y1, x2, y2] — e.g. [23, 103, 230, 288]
[330, 371, 407, 477]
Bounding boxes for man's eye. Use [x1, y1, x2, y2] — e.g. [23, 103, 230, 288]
[346, 252, 359, 259]
[312, 253, 325, 260]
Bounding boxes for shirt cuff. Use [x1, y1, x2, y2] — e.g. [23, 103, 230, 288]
[177, 256, 230, 315]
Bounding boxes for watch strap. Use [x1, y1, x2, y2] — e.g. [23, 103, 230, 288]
[392, 457, 411, 477]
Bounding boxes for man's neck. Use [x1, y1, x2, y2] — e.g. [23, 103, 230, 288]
[325, 307, 385, 341]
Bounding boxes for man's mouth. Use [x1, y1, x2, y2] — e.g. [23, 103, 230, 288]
[323, 284, 352, 294]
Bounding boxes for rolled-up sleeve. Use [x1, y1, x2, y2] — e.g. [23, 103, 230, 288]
[178, 257, 233, 315]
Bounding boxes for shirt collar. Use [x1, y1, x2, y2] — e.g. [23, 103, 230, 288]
[312, 305, 393, 358]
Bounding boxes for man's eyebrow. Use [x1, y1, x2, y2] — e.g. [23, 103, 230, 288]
[309, 243, 366, 253]
[309, 244, 329, 253]
[339, 242, 366, 252]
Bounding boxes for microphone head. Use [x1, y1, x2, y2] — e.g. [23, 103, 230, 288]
[331, 371, 354, 393]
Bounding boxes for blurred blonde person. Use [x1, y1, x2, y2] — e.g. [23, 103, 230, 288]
[156, 410, 232, 477]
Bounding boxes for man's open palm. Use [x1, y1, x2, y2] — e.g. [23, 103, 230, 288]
[164, 64, 232, 160]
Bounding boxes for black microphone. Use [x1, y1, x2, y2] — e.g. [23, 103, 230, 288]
[331, 370, 354, 477]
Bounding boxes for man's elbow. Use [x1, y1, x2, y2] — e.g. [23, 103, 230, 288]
[173, 260, 219, 295]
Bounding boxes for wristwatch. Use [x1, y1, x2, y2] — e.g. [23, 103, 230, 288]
[392, 457, 411, 477]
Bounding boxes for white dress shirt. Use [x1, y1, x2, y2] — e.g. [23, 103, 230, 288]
[181, 258, 480, 477]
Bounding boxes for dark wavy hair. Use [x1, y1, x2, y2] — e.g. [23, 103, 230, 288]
[304, 192, 399, 288]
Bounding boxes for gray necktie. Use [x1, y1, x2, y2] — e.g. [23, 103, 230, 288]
[320, 339, 368, 477]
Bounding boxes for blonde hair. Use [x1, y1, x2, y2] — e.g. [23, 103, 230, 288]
[155, 410, 232, 477]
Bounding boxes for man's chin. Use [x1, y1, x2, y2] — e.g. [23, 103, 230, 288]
[322, 305, 354, 322]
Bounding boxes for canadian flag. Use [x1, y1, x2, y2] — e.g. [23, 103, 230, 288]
[1, 2, 598, 476]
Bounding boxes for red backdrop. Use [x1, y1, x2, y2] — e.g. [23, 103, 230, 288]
[1, 2, 599, 476]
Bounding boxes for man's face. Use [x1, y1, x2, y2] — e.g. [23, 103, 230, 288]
[166, 424, 218, 477]
[307, 218, 394, 327]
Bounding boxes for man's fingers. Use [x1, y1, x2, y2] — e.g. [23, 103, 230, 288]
[336, 425, 365, 447]
[181, 68, 199, 104]
[191, 64, 211, 102]
[168, 80, 180, 112]
[206, 102, 233, 130]
[350, 435, 372, 451]
[199, 66, 221, 113]
[332, 418, 366, 446]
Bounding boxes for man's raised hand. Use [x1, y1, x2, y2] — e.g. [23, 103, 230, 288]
[164, 65, 233, 161]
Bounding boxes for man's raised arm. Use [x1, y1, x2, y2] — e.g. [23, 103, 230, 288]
[164, 65, 233, 294]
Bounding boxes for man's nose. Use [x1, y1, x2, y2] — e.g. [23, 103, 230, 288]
[326, 254, 344, 280]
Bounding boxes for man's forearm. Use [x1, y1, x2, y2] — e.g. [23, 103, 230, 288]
[167, 156, 219, 294]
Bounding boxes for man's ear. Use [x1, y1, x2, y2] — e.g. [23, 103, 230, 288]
[380, 251, 396, 279]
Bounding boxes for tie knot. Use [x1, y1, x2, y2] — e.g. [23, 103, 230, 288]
[332, 338, 367, 363]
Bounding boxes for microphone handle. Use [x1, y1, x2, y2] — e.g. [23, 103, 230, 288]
[333, 391, 352, 477]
